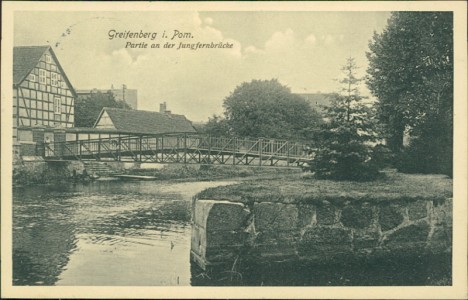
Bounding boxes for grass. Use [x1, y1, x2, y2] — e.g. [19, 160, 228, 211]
[195, 169, 453, 205]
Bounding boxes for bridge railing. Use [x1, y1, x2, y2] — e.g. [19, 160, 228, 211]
[44, 133, 312, 165]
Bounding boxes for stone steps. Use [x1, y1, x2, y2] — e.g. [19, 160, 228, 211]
[82, 161, 122, 176]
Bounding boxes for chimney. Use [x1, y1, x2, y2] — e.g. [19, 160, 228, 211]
[159, 102, 167, 113]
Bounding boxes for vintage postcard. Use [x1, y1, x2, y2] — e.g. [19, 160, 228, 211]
[1, 1, 467, 299]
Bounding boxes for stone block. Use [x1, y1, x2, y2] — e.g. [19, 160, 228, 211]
[205, 246, 240, 263]
[408, 200, 428, 220]
[384, 222, 430, 252]
[193, 201, 215, 228]
[379, 204, 404, 231]
[316, 204, 336, 225]
[432, 199, 452, 226]
[353, 229, 380, 250]
[206, 230, 246, 247]
[298, 204, 315, 227]
[298, 227, 352, 258]
[340, 205, 373, 229]
[253, 202, 299, 231]
[194, 200, 249, 230]
[255, 243, 297, 259]
[256, 230, 299, 246]
[427, 226, 452, 253]
[191, 200, 250, 269]
[191, 224, 206, 257]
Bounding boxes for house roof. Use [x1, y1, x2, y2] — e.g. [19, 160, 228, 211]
[95, 107, 197, 135]
[13, 45, 77, 98]
[13, 46, 49, 85]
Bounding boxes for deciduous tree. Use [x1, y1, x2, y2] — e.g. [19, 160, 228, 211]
[223, 79, 322, 141]
[366, 12, 453, 175]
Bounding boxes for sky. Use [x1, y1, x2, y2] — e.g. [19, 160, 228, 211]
[14, 11, 391, 122]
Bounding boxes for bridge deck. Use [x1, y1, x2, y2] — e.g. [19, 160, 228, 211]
[42, 133, 313, 167]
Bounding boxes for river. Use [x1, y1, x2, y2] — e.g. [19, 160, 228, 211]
[13, 179, 236, 286]
[12, 179, 451, 287]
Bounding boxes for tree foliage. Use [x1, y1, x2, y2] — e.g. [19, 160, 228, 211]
[74, 91, 132, 127]
[311, 58, 381, 181]
[366, 12, 453, 175]
[203, 114, 230, 136]
[222, 79, 323, 141]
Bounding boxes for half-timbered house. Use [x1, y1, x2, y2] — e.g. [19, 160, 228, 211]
[13, 46, 77, 143]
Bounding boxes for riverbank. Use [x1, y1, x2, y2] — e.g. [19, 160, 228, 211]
[12, 160, 85, 186]
[12, 160, 302, 187]
[125, 164, 301, 182]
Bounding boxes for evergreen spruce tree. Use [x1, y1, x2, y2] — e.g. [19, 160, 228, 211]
[312, 58, 381, 181]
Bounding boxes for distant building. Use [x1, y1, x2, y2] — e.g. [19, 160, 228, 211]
[93, 106, 196, 135]
[295, 93, 336, 113]
[76, 85, 138, 109]
[13, 45, 77, 146]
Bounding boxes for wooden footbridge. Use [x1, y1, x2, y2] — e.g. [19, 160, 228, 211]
[43, 133, 313, 167]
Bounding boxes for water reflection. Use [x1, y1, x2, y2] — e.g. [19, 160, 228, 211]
[13, 179, 450, 286]
[13, 180, 234, 286]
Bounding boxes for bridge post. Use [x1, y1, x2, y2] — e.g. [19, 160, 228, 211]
[97, 137, 101, 161]
[208, 135, 212, 164]
[79, 140, 82, 159]
[259, 139, 263, 166]
[139, 136, 143, 162]
[118, 136, 121, 161]
[287, 141, 290, 167]
[184, 133, 187, 164]
[176, 136, 180, 163]
[232, 137, 237, 165]
[155, 137, 159, 162]
[161, 136, 164, 163]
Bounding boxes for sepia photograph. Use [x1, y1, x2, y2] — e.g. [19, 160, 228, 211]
[1, 1, 466, 299]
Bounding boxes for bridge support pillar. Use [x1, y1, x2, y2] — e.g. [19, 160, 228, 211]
[32, 128, 45, 157]
[53, 129, 66, 159]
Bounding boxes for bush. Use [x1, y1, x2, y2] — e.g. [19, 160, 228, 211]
[395, 113, 452, 177]
[395, 139, 452, 177]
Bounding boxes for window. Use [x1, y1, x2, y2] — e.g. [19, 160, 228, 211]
[54, 97, 61, 114]
[51, 73, 58, 87]
[30, 74, 36, 82]
[39, 69, 46, 84]
[45, 54, 51, 63]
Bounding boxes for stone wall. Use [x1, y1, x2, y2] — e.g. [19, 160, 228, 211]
[191, 197, 452, 270]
